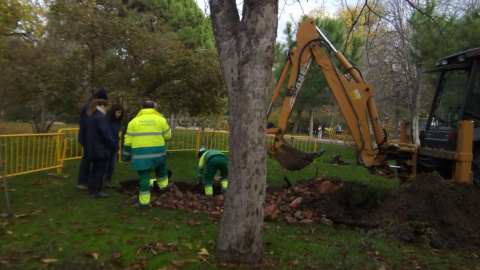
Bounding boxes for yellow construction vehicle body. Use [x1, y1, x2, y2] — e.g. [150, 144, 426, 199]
[267, 18, 475, 184]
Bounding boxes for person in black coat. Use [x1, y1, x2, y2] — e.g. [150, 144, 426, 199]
[77, 88, 108, 190]
[85, 99, 115, 198]
[104, 103, 125, 187]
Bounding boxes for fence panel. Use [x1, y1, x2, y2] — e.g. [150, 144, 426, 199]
[196, 131, 229, 153]
[267, 134, 318, 152]
[0, 133, 65, 177]
[57, 128, 83, 161]
[167, 129, 198, 152]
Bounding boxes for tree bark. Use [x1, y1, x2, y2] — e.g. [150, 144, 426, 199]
[209, 0, 278, 264]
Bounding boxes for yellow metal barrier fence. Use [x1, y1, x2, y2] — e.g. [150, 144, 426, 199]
[57, 128, 83, 161]
[0, 128, 318, 177]
[196, 131, 230, 155]
[267, 134, 318, 153]
[195, 131, 318, 155]
[0, 133, 66, 177]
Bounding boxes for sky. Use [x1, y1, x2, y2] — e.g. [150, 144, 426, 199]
[194, 0, 350, 43]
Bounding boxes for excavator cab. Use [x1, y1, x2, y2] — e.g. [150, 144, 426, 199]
[420, 48, 480, 184]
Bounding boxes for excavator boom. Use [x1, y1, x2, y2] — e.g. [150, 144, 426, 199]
[267, 18, 416, 177]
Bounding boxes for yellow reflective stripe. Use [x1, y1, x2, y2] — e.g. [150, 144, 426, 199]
[149, 179, 156, 187]
[205, 186, 213, 195]
[126, 129, 170, 137]
[157, 178, 168, 188]
[132, 153, 166, 159]
[221, 181, 228, 188]
[139, 191, 150, 204]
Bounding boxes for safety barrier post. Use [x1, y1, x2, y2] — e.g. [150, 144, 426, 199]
[56, 133, 63, 174]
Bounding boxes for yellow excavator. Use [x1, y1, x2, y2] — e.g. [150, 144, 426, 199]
[267, 18, 478, 185]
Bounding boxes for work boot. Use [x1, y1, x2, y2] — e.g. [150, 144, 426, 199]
[104, 179, 115, 188]
[92, 192, 110, 199]
[76, 184, 87, 190]
[133, 203, 150, 209]
[159, 182, 174, 191]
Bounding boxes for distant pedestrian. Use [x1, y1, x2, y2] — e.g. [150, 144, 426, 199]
[85, 99, 116, 198]
[122, 100, 173, 209]
[317, 125, 323, 139]
[335, 123, 342, 134]
[77, 88, 108, 190]
[104, 104, 125, 188]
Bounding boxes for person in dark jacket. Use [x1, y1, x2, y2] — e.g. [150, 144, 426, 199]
[77, 88, 108, 190]
[85, 99, 116, 198]
[104, 104, 125, 188]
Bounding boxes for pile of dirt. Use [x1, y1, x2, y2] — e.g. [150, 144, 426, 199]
[118, 171, 480, 251]
[368, 171, 480, 251]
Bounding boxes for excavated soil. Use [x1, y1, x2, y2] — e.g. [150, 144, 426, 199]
[118, 171, 480, 252]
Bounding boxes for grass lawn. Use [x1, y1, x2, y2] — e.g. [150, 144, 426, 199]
[0, 121, 78, 135]
[1, 149, 479, 269]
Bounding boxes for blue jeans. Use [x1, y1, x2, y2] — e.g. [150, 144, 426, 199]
[77, 145, 91, 185]
[105, 150, 118, 180]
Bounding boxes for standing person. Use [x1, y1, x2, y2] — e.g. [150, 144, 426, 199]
[317, 124, 323, 139]
[122, 100, 173, 209]
[335, 123, 342, 134]
[197, 148, 228, 196]
[77, 88, 108, 190]
[104, 104, 125, 188]
[85, 99, 116, 198]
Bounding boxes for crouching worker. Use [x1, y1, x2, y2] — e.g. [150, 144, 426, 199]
[197, 148, 228, 196]
[122, 100, 173, 209]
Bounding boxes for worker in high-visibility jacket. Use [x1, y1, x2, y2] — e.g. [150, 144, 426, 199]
[122, 100, 172, 209]
[197, 148, 228, 196]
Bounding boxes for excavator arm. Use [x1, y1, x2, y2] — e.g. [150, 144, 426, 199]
[268, 19, 414, 176]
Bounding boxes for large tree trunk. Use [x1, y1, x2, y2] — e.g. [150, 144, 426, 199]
[209, 0, 278, 264]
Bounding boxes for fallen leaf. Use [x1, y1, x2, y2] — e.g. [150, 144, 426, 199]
[14, 214, 28, 218]
[41, 258, 57, 264]
[91, 253, 99, 260]
[403, 250, 415, 253]
[111, 252, 122, 259]
[7, 231, 13, 234]
[96, 229, 107, 235]
[127, 237, 137, 245]
[172, 259, 198, 267]
[198, 248, 209, 256]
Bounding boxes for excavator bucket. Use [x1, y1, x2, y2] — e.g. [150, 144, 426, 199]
[269, 138, 326, 171]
